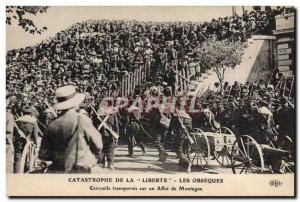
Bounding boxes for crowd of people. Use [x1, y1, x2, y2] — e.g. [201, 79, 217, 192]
[196, 79, 295, 141]
[6, 7, 285, 112]
[6, 7, 295, 174]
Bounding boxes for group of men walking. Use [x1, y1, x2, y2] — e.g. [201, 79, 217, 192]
[6, 76, 294, 174]
[7, 83, 193, 173]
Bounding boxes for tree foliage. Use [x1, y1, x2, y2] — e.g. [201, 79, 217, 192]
[6, 6, 48, 34]
[196, 38, 246, 88]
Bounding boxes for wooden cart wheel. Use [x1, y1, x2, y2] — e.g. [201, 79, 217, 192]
[280, 159, 294, 174]
[19, 141, 37, 173]
[188, 128, 210, 170]
[214, 127, 235, 167]
[231, 135, 264, 174]
[214, 147, 231, 167]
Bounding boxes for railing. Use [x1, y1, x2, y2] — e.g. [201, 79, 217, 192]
[119, 62, 150, 97]
[175, 68, 193, 93]
[178, 68, 190, 92]
[117, 60, 195, 97]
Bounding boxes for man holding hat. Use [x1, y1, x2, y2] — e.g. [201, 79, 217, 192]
[39, 85, 103, 173]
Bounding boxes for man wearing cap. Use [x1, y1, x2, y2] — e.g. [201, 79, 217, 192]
[143, 92, 168, 163]
[144, 43, 153, 78]
[163, 67, 176, 94]
[125, 105, 147, 157]
[167, 109, 192, 172]
[266, 84, 275, 98]
[241, 86, 250, 99]
[166, 42, 177, 68]
[39, 85, 103, 173]
[96, 105, 119, 171]
[14, 105, 40, 173]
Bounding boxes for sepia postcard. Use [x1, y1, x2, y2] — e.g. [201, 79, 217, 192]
[6, 6, 295, 197]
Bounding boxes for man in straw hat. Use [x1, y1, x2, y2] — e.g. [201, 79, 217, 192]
[39, 85, 103, 173]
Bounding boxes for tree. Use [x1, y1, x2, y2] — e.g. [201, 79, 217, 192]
[6, 6, 48, 34]
[196, 38, 246, 92]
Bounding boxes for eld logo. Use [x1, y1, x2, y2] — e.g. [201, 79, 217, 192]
[269, 180, 282, 187]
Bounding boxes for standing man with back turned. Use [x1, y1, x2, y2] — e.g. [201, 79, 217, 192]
[39, 85, 103, 173]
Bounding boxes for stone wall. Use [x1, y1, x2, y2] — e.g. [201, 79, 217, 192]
[246, 38, 276, 84]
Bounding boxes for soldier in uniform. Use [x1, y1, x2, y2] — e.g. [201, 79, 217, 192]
[14, 106, 40, 173]
[144, 42, 153, 78]
[6, 96, 15, 173]
[97, 106, 119, 171]
[256, 99, 277, 144]
[194, 101, 220, 132]
[125, 105, 146, 157]
[241, 85, 249, 99]
[144, 87, 168, 162]
[167, 109, 192, 172]
[238, 99, 261, 140]
[275, 99, 295, 143]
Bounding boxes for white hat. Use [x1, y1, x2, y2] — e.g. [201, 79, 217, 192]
[267, 84, 274, 91]
[259, 106, 273, 116]
[127, 105, 142, 113]
[53, 85, 85, 110]
[150, 86, 159, 96]
[177, 110, 191, 119]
